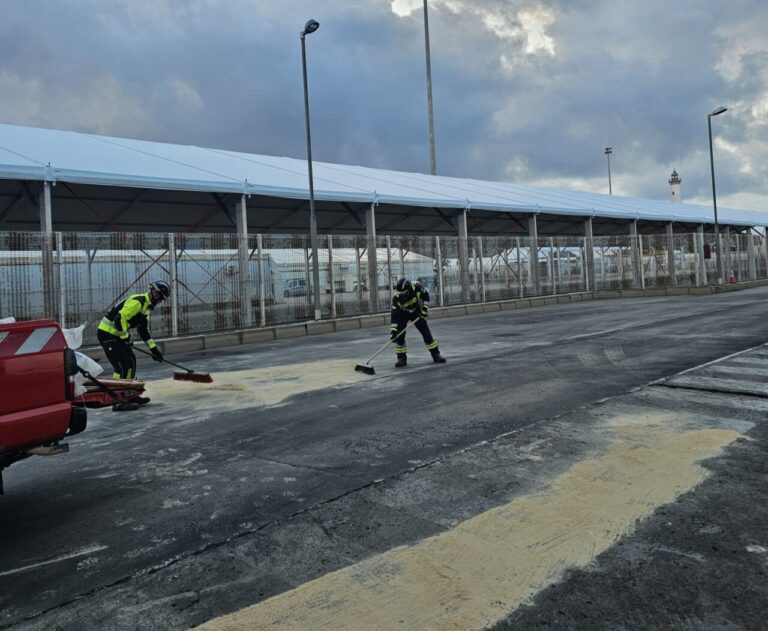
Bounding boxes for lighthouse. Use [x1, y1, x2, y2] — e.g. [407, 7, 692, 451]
[669, 169, 682, 202]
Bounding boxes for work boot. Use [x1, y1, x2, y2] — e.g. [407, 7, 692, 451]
[430, 348, 447, 364]
[112, 401, 140, 412]
[135, 396, 151, 405]
[395, 354, 408, 368]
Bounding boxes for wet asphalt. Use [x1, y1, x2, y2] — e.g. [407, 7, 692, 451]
[1, 288, 768, 630]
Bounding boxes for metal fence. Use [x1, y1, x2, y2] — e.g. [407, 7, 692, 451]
[1, 230, 766, 345]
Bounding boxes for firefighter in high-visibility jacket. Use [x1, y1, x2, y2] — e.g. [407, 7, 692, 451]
[97, 280, 170, 410]
[390, 277, 446, 368]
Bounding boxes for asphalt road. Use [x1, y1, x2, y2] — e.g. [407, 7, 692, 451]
[2, 288, 768, 630]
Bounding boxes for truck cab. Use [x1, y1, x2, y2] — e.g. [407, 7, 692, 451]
[0, 319, 87, 494]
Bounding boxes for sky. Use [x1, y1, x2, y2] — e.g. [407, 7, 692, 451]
[1, 0, 767, 212]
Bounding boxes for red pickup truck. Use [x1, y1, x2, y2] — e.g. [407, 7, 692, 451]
[0, 319, 87, 494]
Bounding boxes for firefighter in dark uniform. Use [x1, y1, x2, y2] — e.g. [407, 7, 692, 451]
[97, 280, 170, 411]
[390, 277, 446, 367]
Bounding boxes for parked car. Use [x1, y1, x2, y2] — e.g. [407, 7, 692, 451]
[283, 278, 307, 298]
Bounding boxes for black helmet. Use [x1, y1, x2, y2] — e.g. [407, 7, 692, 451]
[395, 277, 412, 294]
[150, 280, 170, 301]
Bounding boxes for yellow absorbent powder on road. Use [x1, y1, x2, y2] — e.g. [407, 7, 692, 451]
[148, 359, 369, 410]
[192, 411, 741, 631]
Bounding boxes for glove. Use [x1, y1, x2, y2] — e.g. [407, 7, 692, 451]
[150, 346, 164, 362]
[390, 326, 398, 341]
[420, 302, 429, 318]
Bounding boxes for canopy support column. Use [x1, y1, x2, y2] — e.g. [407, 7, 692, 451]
[747, 229, 757, 280]
[629, 220, 642, 289]
[366, 203, 379, 313]
[458, 209, 470, 303]
[696, 225, 708, 286]
[666, 222, 676, 286]
[528, 214, 540, 295]
[764, 228, 768, 280]
[256, 234, 266, 326]
[236, 195, 252, 327]
[584, 217, 595, 291]
[168, 233, 179, 337]
[40, 182, 56, 318]
[435, 236, 444, 306]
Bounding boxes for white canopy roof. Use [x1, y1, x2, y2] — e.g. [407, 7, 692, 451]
[1, 122, 766, 227]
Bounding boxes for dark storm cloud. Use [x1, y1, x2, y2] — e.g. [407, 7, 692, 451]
[0, 0, 766, 211]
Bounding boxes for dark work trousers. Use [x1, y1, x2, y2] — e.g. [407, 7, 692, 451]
[97, 329, 137, 379]
[392, 311, 437, 355]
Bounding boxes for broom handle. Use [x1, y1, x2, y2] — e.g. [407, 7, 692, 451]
[363, 317, 420, 365]
[134, 346, 195, 373]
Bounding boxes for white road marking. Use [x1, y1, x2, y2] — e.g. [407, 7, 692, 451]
[0, 544, 108, 578]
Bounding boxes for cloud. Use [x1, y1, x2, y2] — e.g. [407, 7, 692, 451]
[0, 0, 766, 213]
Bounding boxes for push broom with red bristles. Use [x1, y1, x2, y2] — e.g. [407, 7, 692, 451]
[135, 347, 213, 383]
[354, 318, 419, 376]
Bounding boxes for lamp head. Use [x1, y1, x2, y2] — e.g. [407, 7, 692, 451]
[709, 106, 728, 117]
[302, 19, 320, 36]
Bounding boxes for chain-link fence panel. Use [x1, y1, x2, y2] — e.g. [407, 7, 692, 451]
[258, 233, 312, 324]
[673, 234, 697, 287]
[592, 235, 638, 290]
[0, 232, 48, 323]
[640, 233, 671, 289]
[4, 230, 768, 341]
[755, 234, 768, 280]
[475, 236, 524, 301]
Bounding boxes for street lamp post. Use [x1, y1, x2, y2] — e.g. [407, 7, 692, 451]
[423, 0, 437, 175]
[604, 147, 613, 195]
[707, 105, 728, 285]
[300, 18, 322, 320]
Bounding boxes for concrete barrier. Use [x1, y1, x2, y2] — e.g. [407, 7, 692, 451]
[275, 325, 308, 339]
[334, 318, 362, 331]
[241, 328, 276, 343]
[204, 333, 242, 350]
[162, 336, 206, 354]
[306, 321, 335, 336]
[359, 315, 387, 329]
[445, 305, 468, 317]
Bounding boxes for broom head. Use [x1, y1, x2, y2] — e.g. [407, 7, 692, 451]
[354, 364, 376, 375]
[174, 371, 213, 384]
